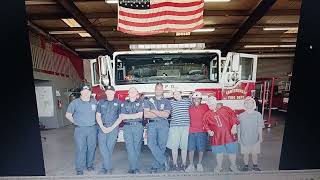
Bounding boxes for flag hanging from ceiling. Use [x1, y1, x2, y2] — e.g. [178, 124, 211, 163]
[117, 0, 204, 35]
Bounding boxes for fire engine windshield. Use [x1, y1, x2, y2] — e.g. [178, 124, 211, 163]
[115, 53, 219, 85]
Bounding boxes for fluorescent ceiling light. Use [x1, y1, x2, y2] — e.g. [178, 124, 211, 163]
[75, 48, 105, 52]
[285, 29, 298, 34]
[25, 1, 56, 5]
[62, 18, 81, 28]
[129, 43, 205, 50]
[105, 0, 118, 4]
[78, 32, 92, 37]
[244, 45, 278, 48]
[106, 0, 231, 3]
[244, 45, 296, 48]
[279, 45, 296, 48]
[263, 27, 298, 31]
[176, 32, 191, 36]
[193, 28, 215, 32]
[49, 30, 86, 35]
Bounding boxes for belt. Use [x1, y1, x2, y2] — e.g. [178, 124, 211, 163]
[123, 121, 142, 125]
[149, 119, 163, 123]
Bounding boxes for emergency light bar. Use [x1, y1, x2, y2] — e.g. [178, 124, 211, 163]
[129, 43, 206, 51]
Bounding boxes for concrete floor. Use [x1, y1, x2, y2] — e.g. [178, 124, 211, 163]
[40, 112, 285, 176]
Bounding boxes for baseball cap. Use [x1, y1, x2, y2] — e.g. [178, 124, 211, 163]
[206, 96, 217, 106]
[81, 84, 91, 91]
[192, 92, 202, 99]
[104, 85, 115, 91]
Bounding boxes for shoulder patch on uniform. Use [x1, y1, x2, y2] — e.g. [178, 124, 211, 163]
[121, 103, 124, 107]
[114, 102, 118, 106]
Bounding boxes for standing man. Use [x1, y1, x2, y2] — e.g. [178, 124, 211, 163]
[166, 90, 192, 171]
[185, 92, 209, 172]
[238, 97, 264, 171]
[120, 87, 144, 174]
[96, 85, 122, 174]
[203, 96, 239, 173]
[144, 83, 171, 173]
[65, 85, 98, 175]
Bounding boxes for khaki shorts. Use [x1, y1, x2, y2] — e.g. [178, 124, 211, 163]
[166, 126, 189, 150]
[240, 142, 261, 154]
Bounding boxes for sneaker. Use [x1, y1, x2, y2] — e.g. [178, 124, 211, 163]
[107, 169, 113, 175]
[196, 164, 204, 172]
[252, 164, 261, 171]
[87, 167, 95, 171]
[98, 169, 108, 175]
[185, 165, 195, 172]
[179, 164, 187, 172]
[150, 167, 158, 173]
[76, 170, 83, 175]
[213, 167, 223, 173]
[135, 169, 141, 174]
[241, 165, 249, 171]
[128, 169, 135, 174]
[230, 165, 239, 172]
[171, 164, 178, 171]
[230, 165, 238, 172]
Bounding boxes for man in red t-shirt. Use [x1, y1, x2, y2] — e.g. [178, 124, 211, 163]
[203, 96, 239, 173]
[185, 92, 209, 172]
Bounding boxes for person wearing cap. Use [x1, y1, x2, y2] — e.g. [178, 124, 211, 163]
[144, 83, 171, 173]
[65, 85, 98, 175]
[95, 85, 122, 174]
[116, 87, 144, 174]
[238, 97, 264, 171]
[167, 89, 192, 171]
[185, 92, 209, 172]
[203, 96, 239, 173]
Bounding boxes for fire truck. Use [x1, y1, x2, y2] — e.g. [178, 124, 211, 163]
[88, 43, 258, 143]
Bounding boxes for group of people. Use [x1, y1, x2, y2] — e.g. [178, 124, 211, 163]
[66, 83, 264, 175]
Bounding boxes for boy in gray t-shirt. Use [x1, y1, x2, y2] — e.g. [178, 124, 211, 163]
[238, 97, 264, 171]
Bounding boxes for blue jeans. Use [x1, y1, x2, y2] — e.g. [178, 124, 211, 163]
[147, 120, 169, 169]
[123, 123, 144, 170]
[98, 127, 119, 170]
[74, 125, 97, 171]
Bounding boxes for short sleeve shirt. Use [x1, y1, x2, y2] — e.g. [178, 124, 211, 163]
[170, 99, 192, 127]
[96, 98, 121, 126]
[66, 98, 97, 127]
[143, 97, 171, 121]
[238, 111, 264, 145]
[120, 99, 144, 122]
[189, 104, 209, 133]
[203, 106, 239, 146]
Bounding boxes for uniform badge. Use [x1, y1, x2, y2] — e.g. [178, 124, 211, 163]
[121, 103, 124, 107]
[114, 103, 118, 106]
[160, 104, 164, 110]
[136, 103, 140, 106]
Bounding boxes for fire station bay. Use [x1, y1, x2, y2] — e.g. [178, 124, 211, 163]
[27, 0, 296, 176]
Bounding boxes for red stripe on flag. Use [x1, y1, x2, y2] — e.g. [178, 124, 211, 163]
[119, 7, 204, 18]
[117, 23, 204, 36]
[150, 1, 203, 9]
[119, 15, 203, 27]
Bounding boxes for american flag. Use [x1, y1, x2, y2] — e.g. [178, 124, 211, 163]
[117, 0, 204, 35]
